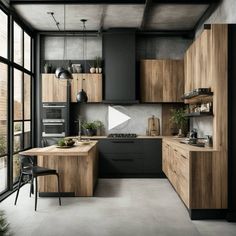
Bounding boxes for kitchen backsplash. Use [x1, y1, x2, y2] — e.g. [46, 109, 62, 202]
[70, 104, 162, 135]
[190, 117, 213, 138]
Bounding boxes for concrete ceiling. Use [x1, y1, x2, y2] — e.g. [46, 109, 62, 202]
[13, 3, 209, 31]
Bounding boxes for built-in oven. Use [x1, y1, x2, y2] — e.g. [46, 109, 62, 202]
[42, 121, 65, 137]
[42, 103, 67, 122]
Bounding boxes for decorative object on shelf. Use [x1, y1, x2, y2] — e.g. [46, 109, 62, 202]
[67, 60, 73, 73]
[44, 63, 52, 73]
[205, 135, 213, 147]
[81, 121, 97, 136]
[76, 78, 88, 103]
[53, 5, 73, 81]
[95, 56, 102, 74]
[186, 102, 213, 117]
[72, 64, 82, 73]
[89, 60, 96, 73]
[147, 115, 160, 136]
[170, 108, 188, 137]
[76, 19, 88, 101]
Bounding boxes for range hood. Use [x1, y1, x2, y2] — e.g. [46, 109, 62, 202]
[103, 29, 139, 104]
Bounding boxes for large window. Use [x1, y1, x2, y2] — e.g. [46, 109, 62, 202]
[0, 63, 8, 194]
[0, 6, 34, 197]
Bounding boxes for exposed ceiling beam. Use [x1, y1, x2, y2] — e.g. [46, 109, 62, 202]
[140, 0, 152, 30]
[9, 0, 220, 5]
[193, 1, 221, 33]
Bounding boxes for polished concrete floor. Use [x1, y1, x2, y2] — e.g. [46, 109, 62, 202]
[1, 179, 236, 236]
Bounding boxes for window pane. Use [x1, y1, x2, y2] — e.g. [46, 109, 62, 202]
[14, 22, 23, 65]
[24, 121, 31, 149]
[24, 32, 31, 70]
[0, 63, 8, 156]
[14, 69, 22, 120]
[13, 154, 20, 183]
[0, 156, 7, 193]
[24, 73, 31, 119]
[14, 122, 23, 152]
[0, 10, 7, 58]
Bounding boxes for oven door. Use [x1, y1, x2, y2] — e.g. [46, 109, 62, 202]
[42, 122, 65, 137]
[42, 103, 66, 122]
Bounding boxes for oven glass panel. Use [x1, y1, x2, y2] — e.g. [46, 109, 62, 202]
[43, 123, 65, 134]
[43, 108, 63, 120]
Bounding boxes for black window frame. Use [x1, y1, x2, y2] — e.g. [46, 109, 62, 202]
[0, 2, 35, 200]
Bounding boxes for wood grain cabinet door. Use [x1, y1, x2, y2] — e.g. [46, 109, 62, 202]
[163, 60, 184, 102]
[70, 74, 102, 103]
[42, 74, 67, 102]
[140, 60, 163, 102]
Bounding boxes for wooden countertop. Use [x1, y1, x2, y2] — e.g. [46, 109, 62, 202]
[72, 135, 164, 139]
[162, 137, 217, 152]
[20, 141, 97, 156]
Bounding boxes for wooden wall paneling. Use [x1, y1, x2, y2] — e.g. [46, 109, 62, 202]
[211, 24, 228, 208]
[70, 74, 79, 103]
[152, 60, 163, 102]
[140, 60, 152, 102]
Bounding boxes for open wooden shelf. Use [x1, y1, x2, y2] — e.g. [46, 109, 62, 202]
[185, 111, 213, 117]
[184, 94, 213, 104]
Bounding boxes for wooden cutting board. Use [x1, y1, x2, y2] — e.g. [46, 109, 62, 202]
[148, 115, 160, 136]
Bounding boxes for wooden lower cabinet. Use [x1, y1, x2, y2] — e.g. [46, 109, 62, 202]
[70, 74, 102, 102]
[162, 139, 227, 210]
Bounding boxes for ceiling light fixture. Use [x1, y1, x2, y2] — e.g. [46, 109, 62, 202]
[77, 19, 88, 103]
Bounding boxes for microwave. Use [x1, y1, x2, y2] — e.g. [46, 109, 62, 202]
[42, 103, 67, 122]
[42, 121, 65, 137]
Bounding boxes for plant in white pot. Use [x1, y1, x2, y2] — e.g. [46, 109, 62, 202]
[96, 56, 102, 73]
[170, 108, 188, 137]
[89, 60, 96, 73]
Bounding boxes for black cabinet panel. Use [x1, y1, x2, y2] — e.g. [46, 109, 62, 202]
[103, 30, 137, 103]
[98, 139, 163, 177]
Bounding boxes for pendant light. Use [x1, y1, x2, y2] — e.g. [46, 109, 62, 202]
[55, 5, 73, 81]
[77, 19, 88, 103]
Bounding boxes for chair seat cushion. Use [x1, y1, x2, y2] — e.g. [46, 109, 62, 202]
[23, 166, 57, 176]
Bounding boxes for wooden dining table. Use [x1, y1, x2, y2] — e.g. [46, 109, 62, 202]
[20, 141, 98, 197]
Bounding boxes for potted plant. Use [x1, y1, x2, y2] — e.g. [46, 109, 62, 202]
[82, 121, 97, 136]
[96, 56, 102, 73]
[170, 108, 188, 137]
[89, 60, 96, 74]
[94, 120, 104, 136]
[44, 63, 52, 73]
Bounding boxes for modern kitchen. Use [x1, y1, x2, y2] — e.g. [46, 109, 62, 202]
[0, 0, 236, 235]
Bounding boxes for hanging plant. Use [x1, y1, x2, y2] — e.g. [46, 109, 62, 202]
[0, 210, 11, 236]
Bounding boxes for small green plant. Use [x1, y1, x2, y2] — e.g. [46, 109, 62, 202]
[93, 120, 104, 129]
[0, 210, 11, 236]
[81, 121, 97, 130]
[170, 108, 187, 130]
[96, 56, 102, 68]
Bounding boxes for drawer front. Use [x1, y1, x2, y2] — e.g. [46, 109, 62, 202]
[100, 153, 144, 175]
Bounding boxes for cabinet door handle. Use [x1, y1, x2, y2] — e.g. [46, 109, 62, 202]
[110, 141, 134, 144]
[181, 155, 187, 159]
[111, 158, 133, 162]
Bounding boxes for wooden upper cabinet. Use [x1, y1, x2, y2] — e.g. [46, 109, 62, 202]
[140, 59, 184, 103]
[184, 28, 212, 93]
[163, 60, 184, 102]
[140, 60, 163, 102]
[70, 74, 102, 103]
[42, 74, 68, 102]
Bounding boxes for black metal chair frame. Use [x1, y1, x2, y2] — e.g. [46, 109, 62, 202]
[14, 155, 61, 211]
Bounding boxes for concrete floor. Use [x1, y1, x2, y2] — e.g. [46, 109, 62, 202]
[1, 179, 236, 236]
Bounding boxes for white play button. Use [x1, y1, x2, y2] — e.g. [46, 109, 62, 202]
[108, 106, 131, 130]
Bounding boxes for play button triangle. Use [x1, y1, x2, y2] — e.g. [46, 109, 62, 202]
[108, 106, 131, 130]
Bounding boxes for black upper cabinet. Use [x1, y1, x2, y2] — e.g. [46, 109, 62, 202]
[103, 29, 138, 104]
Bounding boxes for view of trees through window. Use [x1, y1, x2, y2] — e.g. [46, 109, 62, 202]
[0, 7, 33, 195]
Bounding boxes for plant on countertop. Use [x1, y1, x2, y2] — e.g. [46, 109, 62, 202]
[82, 120, 104, 136]
[95, 56, 102, 73]
[57, 138, 75, 147]
[169, 108, 188, 137]
[94, 120, 104, 136]
[0, 210, 12, 236]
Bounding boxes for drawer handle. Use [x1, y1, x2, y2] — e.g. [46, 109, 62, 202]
[111, 141, 134, 144]
[111, 158, 133, 162]
[181, 155, 187, 159]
